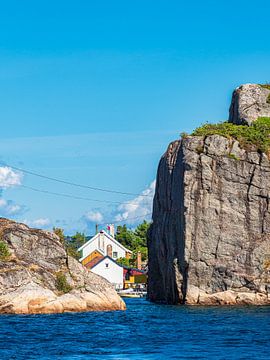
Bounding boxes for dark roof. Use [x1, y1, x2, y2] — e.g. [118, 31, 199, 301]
[90, 256, 147, 274]
[122, 266, 147, 274]
[91, 255, 123, 270]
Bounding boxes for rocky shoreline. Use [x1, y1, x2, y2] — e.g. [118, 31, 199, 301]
[0, 218, 125, 314]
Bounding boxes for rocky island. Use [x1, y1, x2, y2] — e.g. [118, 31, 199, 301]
[148, 83, 270, 305]
[0, 218, 125, 314]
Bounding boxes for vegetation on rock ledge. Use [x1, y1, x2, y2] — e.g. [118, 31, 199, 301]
[55, 272, 73, 294]
[0, 241, 10, 260]
[260, 84, 270, 91]
[191, 117, 270, 153]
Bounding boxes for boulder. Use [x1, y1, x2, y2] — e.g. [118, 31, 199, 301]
[0, 218, 125, 314]
[229, 83, 270, 125]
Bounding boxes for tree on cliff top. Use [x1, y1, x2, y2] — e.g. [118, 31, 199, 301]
[53, 228, 86, 260]
[115, 221, 150, 265]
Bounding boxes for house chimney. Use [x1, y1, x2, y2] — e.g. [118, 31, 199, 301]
[108, 224, 115, 238]
[137, 251, 142, 270]
[95, 224, 99, 234]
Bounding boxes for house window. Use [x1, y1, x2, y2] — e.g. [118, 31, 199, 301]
[105, 263, 109, 268]
[113, 252, 118, 258]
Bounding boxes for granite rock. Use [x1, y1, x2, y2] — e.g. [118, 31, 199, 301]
[229, 83, 270, 125]
[148, 135, 270, 305]
[0, 218, 125, 314]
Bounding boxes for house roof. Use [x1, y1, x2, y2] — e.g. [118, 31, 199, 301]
[90, 256, 147, 275]
[123, 267, 147, 275]
[84, 255, 104, 269]
[91, 255, 123, 270]
[78, 230, 132, 254]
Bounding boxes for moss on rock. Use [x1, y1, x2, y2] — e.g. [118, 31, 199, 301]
[191, 117, 270, 153]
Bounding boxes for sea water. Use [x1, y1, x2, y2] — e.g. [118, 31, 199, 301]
[0, 298, 269, 359]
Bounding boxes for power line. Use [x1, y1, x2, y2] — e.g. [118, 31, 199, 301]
[7, 164, 152, 197]
[20, 185, 152, 226]
[20, 184, 150, 206]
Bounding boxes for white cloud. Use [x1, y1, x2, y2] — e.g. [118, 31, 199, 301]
[0, 167, 22, 189]
[0, 198, 25, 217]
[114, 180, 155, 225]
[84, 211, 104, 223]
[23, 218, 51, 228]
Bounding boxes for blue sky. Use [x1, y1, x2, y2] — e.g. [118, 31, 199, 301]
[0, 0, 269, 234]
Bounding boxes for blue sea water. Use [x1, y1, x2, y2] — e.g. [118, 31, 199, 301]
[0, 298, 269, 360]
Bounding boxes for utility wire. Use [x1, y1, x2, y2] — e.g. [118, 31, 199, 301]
[7, 164, 152, 197]
[20, 184, 150, 206]
[20, 185, 152, 226]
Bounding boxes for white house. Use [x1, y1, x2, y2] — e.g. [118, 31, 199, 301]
[78, 229, 132, 266]
[91, 256, 124, 290]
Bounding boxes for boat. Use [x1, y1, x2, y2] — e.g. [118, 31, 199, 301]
[118, 288, 147, 298]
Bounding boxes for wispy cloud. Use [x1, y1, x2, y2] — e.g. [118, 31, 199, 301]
[114, 180, 155, 225]
[23, 218, 51, 229]
[0, 166, 25, 218]
[0, 166, 22, 188]
[84, 210, 104, 223]
[0, 198, 26, 217]
[80, 181, 155, 233]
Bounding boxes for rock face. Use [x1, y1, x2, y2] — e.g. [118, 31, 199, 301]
[229, 83, 270, 125]
[0, 218, 125, 314]
[148, 135, 270, 305]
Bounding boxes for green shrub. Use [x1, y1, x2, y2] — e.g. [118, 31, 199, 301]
[0, 241, 10, 260]
[260, 84, 270, 91]
[55, 272, 73, 294]
[180, 132, 188, 139]
[116, 257, 130, 267]
[192, 117, 270, 153]
[267, 94, 270, 104]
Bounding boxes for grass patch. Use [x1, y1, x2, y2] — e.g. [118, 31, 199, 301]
[55, 272, 73, 294]
[0, 241, 10, 260]
[228, 153, 240, 161]
[192, 117, 270, 153]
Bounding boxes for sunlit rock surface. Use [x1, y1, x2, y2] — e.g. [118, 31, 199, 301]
[0, 218, 125, 314]
[148, 134, 270, 305]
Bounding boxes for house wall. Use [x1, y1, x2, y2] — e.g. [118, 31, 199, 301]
[81, 233, 126, 260]
[91, 259, 124, 290]
[124, 274, 147, 288]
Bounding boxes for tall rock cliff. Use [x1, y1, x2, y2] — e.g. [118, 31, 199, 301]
[0, 218, 125, 314]
[148, 85, 270, 305]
